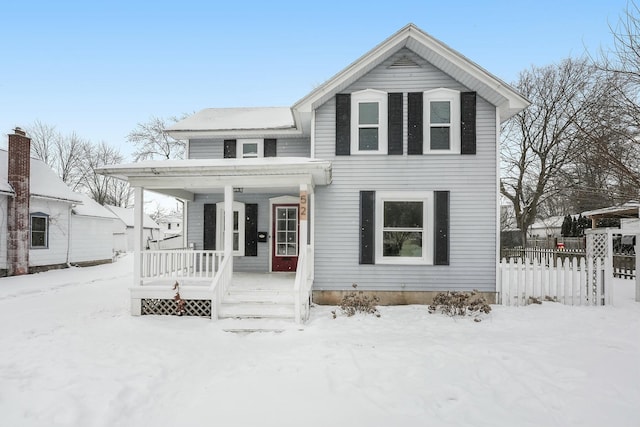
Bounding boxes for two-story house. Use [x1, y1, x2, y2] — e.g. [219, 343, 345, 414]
[99, 24, 528, 322]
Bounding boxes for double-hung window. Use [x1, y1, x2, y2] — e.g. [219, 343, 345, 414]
[216, 201, 245, 256]
[350, 89, 388, 154]
[375, 191, 433, 264]
[30, 213, 49, 249]
[424, 88, 460, 153]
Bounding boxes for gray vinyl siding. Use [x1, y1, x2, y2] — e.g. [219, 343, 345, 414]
[187, 192, 298, 272]
[188, 137, 310, 159]
[312, 48, 498, 293]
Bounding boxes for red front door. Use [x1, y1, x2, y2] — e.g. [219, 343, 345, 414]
[272, 204, 299, 272]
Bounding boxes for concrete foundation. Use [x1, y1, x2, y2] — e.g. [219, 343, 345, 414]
[312, 290, 497, 305]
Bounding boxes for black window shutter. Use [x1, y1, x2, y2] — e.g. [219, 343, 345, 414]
[408, 92, 423, 155]
[223, 139, 237, 158]
[335, 94, 351, 156]
[434, 191, 450, 265]
[359, 191, 375, 264]
[460, 92, 476, 155]
[388, 93, 403, 155]
[203, 204, 216, 250]
[245, 204, 258, 256]
[264, 139, 277, 157]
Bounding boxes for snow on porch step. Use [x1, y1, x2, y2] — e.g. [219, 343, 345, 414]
[218, 302, 296, 319]
[216, 318, 304, 333]
[224, 288, 295, 304]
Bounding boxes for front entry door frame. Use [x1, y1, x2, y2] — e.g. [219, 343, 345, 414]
[269, 195, 300, 272]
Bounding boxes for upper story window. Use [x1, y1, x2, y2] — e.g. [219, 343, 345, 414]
[30, 213, 49, 249]
[238, 139, 263, 158]
[350, 89, 388, 154]
[424, 88, 460, 154]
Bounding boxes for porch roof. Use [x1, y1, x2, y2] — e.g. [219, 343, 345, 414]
[583, 201, 640, 220]
[97, 157, 332, 200]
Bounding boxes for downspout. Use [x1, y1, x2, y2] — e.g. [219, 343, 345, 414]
[66, 203, 73, 267]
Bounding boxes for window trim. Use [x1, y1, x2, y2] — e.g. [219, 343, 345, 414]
[423, 88, 460, 154]
[350, 89, 388, 155]
[215, 201, 245, 256]
[30, 212, 49, 249]
[375, 191, 433, 265]
[238, 139, 263, 158]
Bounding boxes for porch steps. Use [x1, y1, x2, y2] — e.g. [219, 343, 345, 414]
[216, 318, 304, 333]
[219, 302, 295, 319]
[218, 272, 297, 321]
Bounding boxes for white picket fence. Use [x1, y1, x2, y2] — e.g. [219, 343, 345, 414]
[498, 257, 610, 306]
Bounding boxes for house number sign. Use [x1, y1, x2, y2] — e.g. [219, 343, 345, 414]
[300, 191, 308, 221]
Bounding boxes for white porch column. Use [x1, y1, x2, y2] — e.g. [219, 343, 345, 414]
[224, 185, 234, 267]
[132, 186, 144, 315]
[300, 183, 314, 280]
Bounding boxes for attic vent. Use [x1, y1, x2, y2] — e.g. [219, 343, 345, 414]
[389, 55, 421, 69]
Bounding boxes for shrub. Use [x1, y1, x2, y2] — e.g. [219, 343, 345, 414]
[428, 290, 491, 321]
[332, 284, 380, 318]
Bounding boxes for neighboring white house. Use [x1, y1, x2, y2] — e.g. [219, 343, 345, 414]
[1, 130, 116, 276]
[529, 215, 567, 238]
[105, 205, 160, 251]
[70, 193, 119, 265]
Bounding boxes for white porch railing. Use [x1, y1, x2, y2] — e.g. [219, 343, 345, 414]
[294, 245, 313, 323]
[141, 250, 223, 283]
[210, 252, 233, 320]
[497, 257, 610, 306]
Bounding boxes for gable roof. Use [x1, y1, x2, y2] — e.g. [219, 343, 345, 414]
[293, 23, 529, 122]
[0, 149, 83, 203]
[165, 107, 298, 139]
[105, 205, 160, 229]
[72, 193, 119, 219]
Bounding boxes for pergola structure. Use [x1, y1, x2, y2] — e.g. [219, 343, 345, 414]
[584, 201, 640, 303]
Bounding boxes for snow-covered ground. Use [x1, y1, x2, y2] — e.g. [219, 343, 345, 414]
[0, 255, 639, 427]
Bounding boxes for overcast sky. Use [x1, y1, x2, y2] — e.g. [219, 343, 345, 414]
[0, 0, 631, 157]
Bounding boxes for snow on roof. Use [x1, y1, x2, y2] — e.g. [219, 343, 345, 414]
[0, 150, 83, 203]
[583, 201, 640, 219]
[105, 205, 160, 229]
[72, 193, 118, 219]
[0, 178, 12, 195]
[166, 107, 295, 132]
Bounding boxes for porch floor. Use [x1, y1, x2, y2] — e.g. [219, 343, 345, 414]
[142, 271, 295, 289]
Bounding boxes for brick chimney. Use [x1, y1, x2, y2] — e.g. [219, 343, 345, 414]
[7, 127, 31, 275]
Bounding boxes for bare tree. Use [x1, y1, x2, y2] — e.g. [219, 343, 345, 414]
[591, 0, 640, 187]
[77, 142, 131, 207]
[500, 59, 613, 243]
[26, 120, 61, 167]
[127, 116, 186, 161]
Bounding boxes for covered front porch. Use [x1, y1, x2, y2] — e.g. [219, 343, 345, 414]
[98, 158, 332, 323]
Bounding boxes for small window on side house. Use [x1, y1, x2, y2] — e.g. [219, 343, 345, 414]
[238, 139, 263, 158]
[30, 213, 49, 249]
